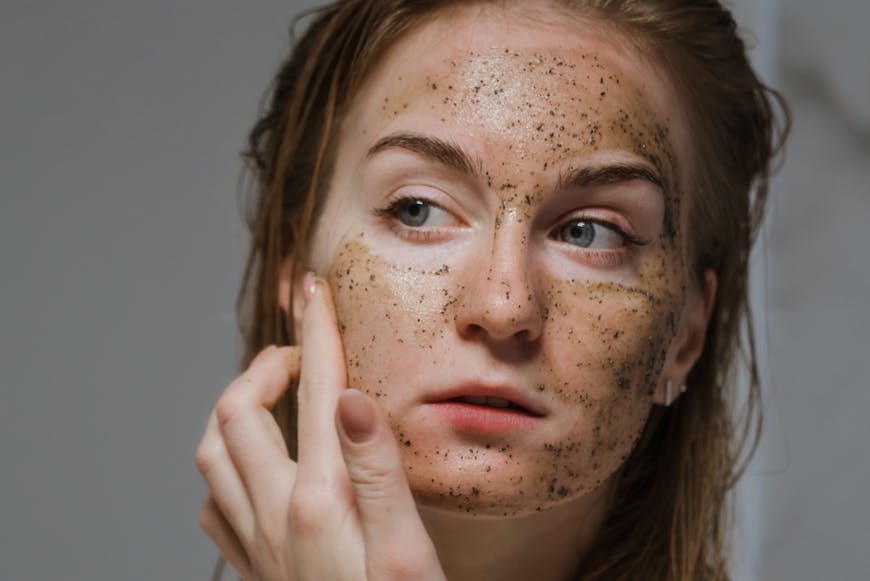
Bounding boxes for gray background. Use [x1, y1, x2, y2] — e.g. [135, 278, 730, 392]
[1, 1, 867, 579]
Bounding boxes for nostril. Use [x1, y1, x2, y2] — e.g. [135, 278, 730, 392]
[454, 271, 544, 343]
[463, 321, 535, 344]
[465, 323, 485, 338]
[513, 328, 532, 342]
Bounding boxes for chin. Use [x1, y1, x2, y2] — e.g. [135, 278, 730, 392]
[400, 444, 622, 518]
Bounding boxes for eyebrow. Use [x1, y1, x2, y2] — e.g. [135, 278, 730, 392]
[367, 131, 664, 192]
[557, 164, 664, 192]
[366, 132, 483, 177]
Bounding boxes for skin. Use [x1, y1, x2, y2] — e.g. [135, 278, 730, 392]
[291, 6, 705, 514]
[197, 4, 715, 581]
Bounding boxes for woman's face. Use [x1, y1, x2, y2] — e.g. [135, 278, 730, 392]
[288, 5, 704, 516]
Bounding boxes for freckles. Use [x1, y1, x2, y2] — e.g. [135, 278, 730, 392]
[327, 236, 485, 512]
[328, 236, 415, 391]
[339, 47, 693, 514]
[525, 275, 681, 495]
[330, 236, 455, 336]
[424, 51, 603, 162]
[419, 50, 685, 232]
[585, 281, 677, 393]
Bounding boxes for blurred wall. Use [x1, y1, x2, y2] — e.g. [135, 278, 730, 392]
[755, 0, 870, 579]
[0, 2, 318, 578]
[1, 1, 866, 579]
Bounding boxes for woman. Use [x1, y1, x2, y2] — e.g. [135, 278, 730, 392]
[195, 1, 788, 579]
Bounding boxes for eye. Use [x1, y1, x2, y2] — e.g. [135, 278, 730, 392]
[397, 199, 429, 226]
[393, 198, 455, 228]
[557, 219, 625, 249]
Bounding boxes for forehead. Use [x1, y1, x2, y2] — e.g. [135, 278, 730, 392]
[335, 5, 691, 199]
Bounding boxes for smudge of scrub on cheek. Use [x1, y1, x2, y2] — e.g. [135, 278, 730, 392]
[325, 233, 683, 516]
[442, 53, 688, 505]
[326, 233, 514, 513]
[326, 231, 462, 394]
[527, 270, 682, 500]
[322, 49, 693, 515]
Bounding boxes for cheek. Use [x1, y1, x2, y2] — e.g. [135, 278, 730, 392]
[323, 234, 685, 515]
[326, 236, 457, 396]
[527, 279, 679, 496]
[542, 280, 677, 400]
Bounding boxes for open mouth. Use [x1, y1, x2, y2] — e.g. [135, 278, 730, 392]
[430, 395, 543, 432]
[447, 395, 538, 416]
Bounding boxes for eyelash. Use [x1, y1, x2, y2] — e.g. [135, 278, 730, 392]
[373, 195, 648, 266]
[555, 218, 644, 244]
[551, 218, 646, 268]
[372, 195, 458, 242]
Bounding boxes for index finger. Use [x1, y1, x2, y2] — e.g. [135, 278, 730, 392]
[216, 346, 302, 494]
[295, 274, 350, 486]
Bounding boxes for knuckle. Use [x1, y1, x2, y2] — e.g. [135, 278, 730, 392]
[287, 490, 331, 534]
[214, 390, 249, 426]
[348, 464, 398, 499]
[198, 501, 216, 533]
[194, 444, 217, 476]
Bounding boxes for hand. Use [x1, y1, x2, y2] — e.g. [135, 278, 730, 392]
[196, 275, 446, 580]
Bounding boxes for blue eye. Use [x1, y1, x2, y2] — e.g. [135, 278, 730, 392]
[558, 219, 625, 249]
[560, 220, 595, 247]
[386, 197, 456, 228]
[397, 199, 430, 227]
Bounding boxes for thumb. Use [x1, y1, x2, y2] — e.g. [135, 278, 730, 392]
[335, 390, 440, 564]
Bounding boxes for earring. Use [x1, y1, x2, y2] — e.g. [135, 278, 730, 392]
[680, 382, 687, 394]
[665, 379, 673, 406]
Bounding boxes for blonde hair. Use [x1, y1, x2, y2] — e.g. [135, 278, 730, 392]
[234, 1, 789, 578]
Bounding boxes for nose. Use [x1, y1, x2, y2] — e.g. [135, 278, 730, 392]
[455, 209, 544, 345]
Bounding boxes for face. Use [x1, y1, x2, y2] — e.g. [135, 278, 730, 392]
[287, 5, 707, 517]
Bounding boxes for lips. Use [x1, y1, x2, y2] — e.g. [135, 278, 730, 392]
[427, 383, 547, 417]
[446, 395, 535, 416]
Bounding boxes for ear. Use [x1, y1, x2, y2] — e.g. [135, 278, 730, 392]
[654, 268, 717, 406]
[278, 256, 307, 345]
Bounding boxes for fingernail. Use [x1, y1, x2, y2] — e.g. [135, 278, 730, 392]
[338, 389, 377, 444]
[302, 271, 317, 307]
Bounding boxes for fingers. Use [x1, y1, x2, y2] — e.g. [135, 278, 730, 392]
[288, 275, 362, 578]
[295, 275, 349, 486]
[336, 389, 441, 573]
[196, 345, 305, 581]
[197, 278, 447, 581]
[199, 496, 252, 580]
[196, 411, 255, 541]
[216, 346, 301, 517]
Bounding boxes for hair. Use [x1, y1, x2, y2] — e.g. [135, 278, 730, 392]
[233, 1, 789, 579]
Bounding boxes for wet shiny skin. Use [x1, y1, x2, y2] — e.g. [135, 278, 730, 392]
[298, 11, 695, 516]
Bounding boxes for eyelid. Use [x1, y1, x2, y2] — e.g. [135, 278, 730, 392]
[561, 219, 627, 247]
[549, 219, 636, 270]
[371, 187, 472, 246]
[375, 186, 467, 226]
[554, 208, 650, 247]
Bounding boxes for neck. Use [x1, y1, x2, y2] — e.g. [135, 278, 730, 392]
[418, 484, 613, 581]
